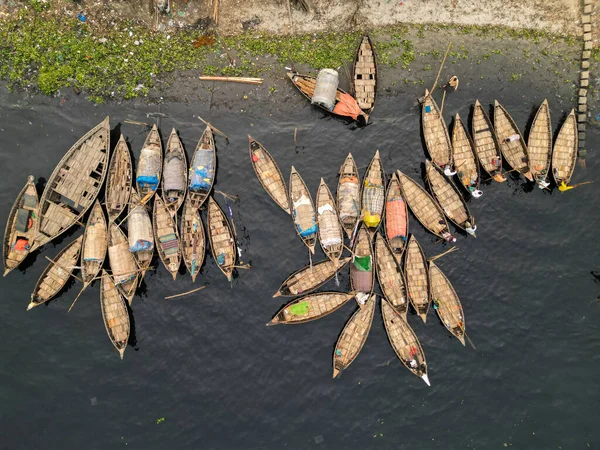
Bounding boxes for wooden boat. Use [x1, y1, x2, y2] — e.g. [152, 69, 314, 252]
[100, 270, 130, 359]
[472, 100, 505, 182]
[162, 128, 187, 217]
[353, 35, 377, 114]
[361, 150, 385, 236]
[32, 117, 110, 251]
[527, 99, 553, 188]
[375, 232, 408, 318]
[135, 124, 163, 201]
[429, 261, 466, 346]
[268, 292, 355, 326]
[289, 166, 317, 254]
[383, 173, 408, 261]
[494, 100, 533, 181]
[189, 125, 216, 210]
[381, 298, 430, 385]
[452, 113, 481, 196]
[551, 109, 578, 187]
[27, 236, 83, 310]
[396, 170, 455, 242]
[105, 135, 133, 223]
[3, 175, 38, 276]
[180, 197, 205, 282]
[422, 90, 452, 168]
[404, 235, 430, 323]
[81, 200, 107, 286]
[248, 136, 290, 214]
[153, 196, 181, 280]
[333, 294, 376, 378]
[425, 160, 476, 237]
[128, 187, 154, 278]
[350, 225, 373, 301]
[273, 257, 351, 297]
[207, 196, 236, 281]
[337, 153, 361, 238]
[316, 178, 343, 264]
[286, 71, 368, 123]
[108, 223, 138, 305]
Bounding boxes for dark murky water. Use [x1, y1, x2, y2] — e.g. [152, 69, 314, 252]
[1, 80, 599, 450]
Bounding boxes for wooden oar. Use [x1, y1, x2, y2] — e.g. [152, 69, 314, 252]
[44, 256, 83, 283]
[197, 116, 230, 142]
[165, 285, 206, 299]
[428, 246, 458, 262]
[116, 191, 154, 227]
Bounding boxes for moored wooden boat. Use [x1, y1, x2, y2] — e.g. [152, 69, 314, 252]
[361, 150, 385, 236]
[162, 128, 187, 217]
[105, 135, 133, 223]
[3, 175, 38, 276]
[273, 257, 351, 297]
[180, 198, 205, 282]
[100, 270, 130, 359]
[429, 261, 466, 346]
[551, 109, 578, 187]
[32, 117, 110, 251]
[316, 178, 343, 264]
[268, 292, 355, 326]
[135, 124, 163, 201]
[27, 236, 83, 310]
[375, 232, 408, 318]
[527, 99, 553, 188]
[153, 196, 181, 280]
[381, 298, 430, 386]
[494, 100, 533, 181]
[353, 35, 377, 114]
[350, 225, 373, 302]
[81, 200, 107, 286]
[452, 113, 481, 197]
[425, 160, 476, 237]
[248, 136, 290, 214]
[189, 125, 216, 210]
[108, 223, 138, 305]
[289, 166, 317, 254]
[383, 173, 408, 261]
[333, 294, 376, 378]
[337, 153, 361, 238]
[128, 187, 154, 278]
[404, 235, 430, 323]
[472, 100, 505, 182]
[207, 196, 236, 281]
[422, 90, 452, 168]
[396, 170, 455, 242]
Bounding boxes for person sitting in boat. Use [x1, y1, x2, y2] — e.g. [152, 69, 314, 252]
[469, 187, 483, 198]
[443, 76, 459, 92]
[441, 231, 457, 243]
[465, 221, 477, 237]
[443, 164, 457, 176]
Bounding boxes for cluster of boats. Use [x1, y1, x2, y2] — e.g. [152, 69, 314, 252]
[3, 117, 240, 359]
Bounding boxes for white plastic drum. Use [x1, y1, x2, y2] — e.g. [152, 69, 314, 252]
[312, 69, 339, 111]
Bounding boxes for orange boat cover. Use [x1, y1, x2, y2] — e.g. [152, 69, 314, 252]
[333, 93, 363, 120]
[385, 200, 407, 239]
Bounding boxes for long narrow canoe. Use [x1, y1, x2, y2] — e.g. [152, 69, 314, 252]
[268, 292, 355, 326]
[180, 197, 205, 282]
[105, 135, 133, 223]
[404, 235, 430, 323]
[108, 223, 138, 305]
[429, 261, 466, 346]
[128, 187, 154, 278]
[494, 100, 533, 181]
[375, 232, 408, 318]
[289, 166, 317, 254]
[551, 109, 578, 187]
[362, 150, 385, 236]
[425, 160, 476, 237]
[396, 170, 456, 242]
[207, 196, 236, 281]
[162, 128, 187, 217]
[333, 294, 376, 378]
[81, 200, 107, 287]
[248, 136, 290, 214]
[422, 90, 452, 168]
[273, 257, 351, 297]
[153, 196, 181, 280]
[337, 153, 361, 238]
[27, 236, 83, 310]
[189, 125, 216, 210]
[32, 117, 110, 251]
[353, 35, 377, 114]
[381, 298, 430, 386]
[528, 99, 553, 188]
[3, 175, 38, 276]
[350, 225, 373, 301]
[472, 100, 505, 182]
[452, 113, 481, 197]
[135, 124, 163, 201]
[316, 178, 343, 264]
[383, 173, 408, 261]
[100, 270, 130, 359]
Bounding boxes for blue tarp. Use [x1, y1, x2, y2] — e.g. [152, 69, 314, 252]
[190, 150, 214, 191]
[130, 240, 153, 252]
[298, 224, 318, 237]
[136, 175, 159, 190]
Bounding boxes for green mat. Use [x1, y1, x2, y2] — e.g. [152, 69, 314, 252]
[289, 301, 310, 315]
[353, 255, 372, 272]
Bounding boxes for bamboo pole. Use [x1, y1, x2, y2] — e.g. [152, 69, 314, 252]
[213, 0, 219, 25]
[124, 120, 149, 127]
[286, 0, 293, 30]
[430, 42, 453, 96]
[198, 76, 263, 85]
[165, 285, 206, 299]
[44, 256, 83, 283]
[428, 246, 458, 262]
[198, 116, 230, 142]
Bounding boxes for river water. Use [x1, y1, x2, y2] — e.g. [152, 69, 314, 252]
[0, 80, 599, 450]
